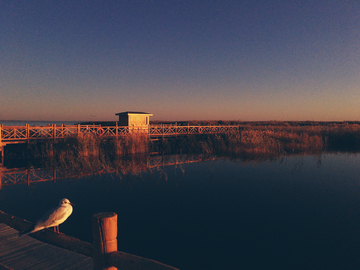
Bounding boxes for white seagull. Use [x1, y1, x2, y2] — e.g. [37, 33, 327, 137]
[19, 198, 73, 235]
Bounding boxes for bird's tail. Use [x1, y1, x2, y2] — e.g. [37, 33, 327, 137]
[18, 225, 35, 236]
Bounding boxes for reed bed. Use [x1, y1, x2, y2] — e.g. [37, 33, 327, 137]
[3, 122, 360, 175]
[152, 122, 360, 158]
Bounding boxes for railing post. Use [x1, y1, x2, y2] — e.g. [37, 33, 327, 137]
[26, 124, 29, 142]
[162, 124, 164, 140]
[0, 124, 2, 148]
[51, 124, 54, 141]
[92, 212, 118, 270]
[77, 124, 80, 136]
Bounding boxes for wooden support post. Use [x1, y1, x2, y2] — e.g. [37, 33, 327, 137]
[92, 212, 118, 270]
[77, 124, 80, 136]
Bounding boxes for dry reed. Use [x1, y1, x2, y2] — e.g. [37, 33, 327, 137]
[4, 122, 360, 175]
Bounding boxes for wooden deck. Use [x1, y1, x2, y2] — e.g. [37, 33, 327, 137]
[0, 210, 179, 270]
[0, 223, 92, 270]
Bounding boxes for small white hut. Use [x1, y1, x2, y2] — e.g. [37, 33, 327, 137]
[115, 111, 153, 127]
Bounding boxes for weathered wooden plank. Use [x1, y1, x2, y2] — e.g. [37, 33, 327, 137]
[1, 211, 181, 270]
[108, 251, 179, 270]
[0, 211, 93, 257]
[0, 223, 92, 270]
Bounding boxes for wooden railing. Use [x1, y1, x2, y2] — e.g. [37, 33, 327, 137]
[0, 124, 129, 143]
[0, 124, 240, 144]
[149, 124, 239, 137]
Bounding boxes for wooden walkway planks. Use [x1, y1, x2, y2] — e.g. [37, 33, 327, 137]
[0, 224, 92, 270]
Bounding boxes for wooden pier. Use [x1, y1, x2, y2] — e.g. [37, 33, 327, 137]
[0, 210, 178, 270]
[0, 224, 92, 270]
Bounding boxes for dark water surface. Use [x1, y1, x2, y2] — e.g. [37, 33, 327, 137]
[1, 153, 360, 269]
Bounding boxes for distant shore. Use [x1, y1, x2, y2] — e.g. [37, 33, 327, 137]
[2, 120, 360, 127]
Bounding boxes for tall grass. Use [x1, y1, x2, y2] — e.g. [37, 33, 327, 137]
[4, 132, 149, 173]
[4, 122, 360, 175]
[151, 122, 360, 159]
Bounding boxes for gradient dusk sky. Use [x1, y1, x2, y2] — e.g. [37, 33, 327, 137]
[1, 0, 359, 122]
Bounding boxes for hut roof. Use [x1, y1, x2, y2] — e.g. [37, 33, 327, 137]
[115, 111, 153, 115]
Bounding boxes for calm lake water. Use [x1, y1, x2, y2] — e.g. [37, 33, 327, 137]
[1, 152, 360, 269]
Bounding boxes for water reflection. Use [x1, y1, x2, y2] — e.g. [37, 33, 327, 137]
[1, 150, 334, 189]
[1, 147, 360, 269]
[0, 154, 220, 188]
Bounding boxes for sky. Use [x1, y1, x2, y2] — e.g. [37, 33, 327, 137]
[1, 0, 359, 122]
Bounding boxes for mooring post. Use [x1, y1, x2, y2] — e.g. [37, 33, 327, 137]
[92, 212, 118, 270]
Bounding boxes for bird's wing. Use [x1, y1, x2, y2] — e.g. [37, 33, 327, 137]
[36, 206, 68, 228]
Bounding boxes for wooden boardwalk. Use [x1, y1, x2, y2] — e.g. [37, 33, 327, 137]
[0, 124, 240, 146]
[0, 223, 92, 270]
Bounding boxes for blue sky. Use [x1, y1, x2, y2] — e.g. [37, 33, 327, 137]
[1, 0, 359, 121]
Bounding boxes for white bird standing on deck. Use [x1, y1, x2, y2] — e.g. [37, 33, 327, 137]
[19, 198, 73, 235]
